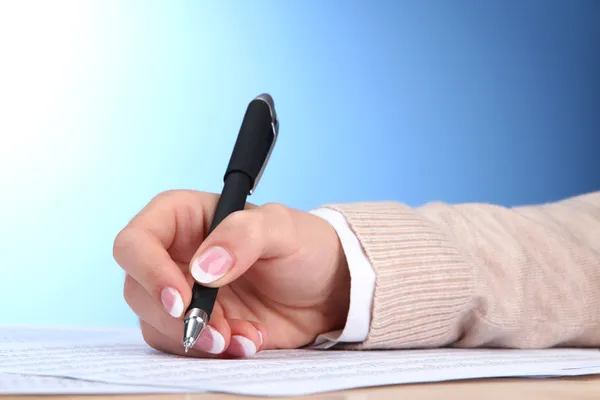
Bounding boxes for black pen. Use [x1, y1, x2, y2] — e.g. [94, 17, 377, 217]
[182, 93, 279, 352]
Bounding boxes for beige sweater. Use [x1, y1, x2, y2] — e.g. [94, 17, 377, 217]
[325, 190, 600, 349]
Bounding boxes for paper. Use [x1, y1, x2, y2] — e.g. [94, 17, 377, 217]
[0, 373, 184, 395]
[1, 326, 600, 396]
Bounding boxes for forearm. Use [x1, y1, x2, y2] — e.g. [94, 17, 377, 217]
[323, 191, 600, 349]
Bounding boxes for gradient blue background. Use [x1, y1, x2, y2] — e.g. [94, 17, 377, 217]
[0, 1, 598, 328]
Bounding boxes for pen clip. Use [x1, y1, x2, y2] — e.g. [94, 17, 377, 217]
[249, 94, 279, 195]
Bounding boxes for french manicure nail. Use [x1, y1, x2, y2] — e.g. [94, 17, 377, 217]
[191, 246, 233, 284]
[160, 287, 183, 318]
[230, 335, 257, 357]
[257, 331, 263, 347]
[193, 326, 225, 354]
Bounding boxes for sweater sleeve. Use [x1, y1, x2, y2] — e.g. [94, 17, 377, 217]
[322, 191, 600, 349]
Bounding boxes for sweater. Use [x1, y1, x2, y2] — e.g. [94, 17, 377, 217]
[324, 190, 600, 349]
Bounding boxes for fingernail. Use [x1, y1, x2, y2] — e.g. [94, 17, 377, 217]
[160, 287, 183, 318]
[257, 331, 263, 347]
[191, 246, 233, 284]
[194, 326, 225, 354]
[229, 335, 257, 357]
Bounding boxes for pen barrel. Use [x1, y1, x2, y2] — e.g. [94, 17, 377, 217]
[224, 99, 275, 190]
[187, 172, 252, 317]
[208, 172, 252, 234]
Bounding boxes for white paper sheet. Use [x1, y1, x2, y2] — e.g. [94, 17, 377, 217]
[0, 373, 185, 395]
[1, 326, 600, 396]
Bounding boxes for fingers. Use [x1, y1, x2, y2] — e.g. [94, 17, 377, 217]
[124, 275, 230, 355]
[115, 228, 190, 318]
[189, 203, 300, 287]
[122, 190, 220, 260]
[248, 320, 268, 349]
[139, 320, 222, 359]
[126, 275, 266, 357]
[140, 319, 266, 359]
[116, 190, 269, 358]
[226, 319, 265, 357]
[114, 190, 221, 318]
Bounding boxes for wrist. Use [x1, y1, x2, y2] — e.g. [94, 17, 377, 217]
[323, 232, 351, 333]
[308, 206, 375, 346]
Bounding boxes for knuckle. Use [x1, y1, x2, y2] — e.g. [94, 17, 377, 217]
[262, 202, 293, 223]
[261, 203, 298, 248]
[245, 215, 264, 242]
[154, 189, 214, 206]
[227, 211, 262, 240]
[261, 202, 289, 216]
[144, 270, 163, 297]
[261, 202, 294, 229]
[225, 209, 249, 225]
[153, 189, 182, 201]
[122, 275, 136, 307]
[236, 320, 256, 332]
[112, 227, 138, 265]
[151, 189, 194, 209]
[139, 323, 162, 351]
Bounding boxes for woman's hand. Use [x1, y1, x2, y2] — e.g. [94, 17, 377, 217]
[113, 190, 350, 358]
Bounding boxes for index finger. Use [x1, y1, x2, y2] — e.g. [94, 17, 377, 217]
[127, 190, 220, 260]
[113, 190, 219, 317]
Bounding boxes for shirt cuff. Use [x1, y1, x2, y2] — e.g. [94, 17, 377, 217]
[307, 208, 375, 349]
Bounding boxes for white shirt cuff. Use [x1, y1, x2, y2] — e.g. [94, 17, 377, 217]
[308, 208, 375, 349]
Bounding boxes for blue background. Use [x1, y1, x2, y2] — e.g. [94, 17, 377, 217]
[0, 1, 598, 327]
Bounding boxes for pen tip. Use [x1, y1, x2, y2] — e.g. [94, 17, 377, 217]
[183, 338, 194, 353]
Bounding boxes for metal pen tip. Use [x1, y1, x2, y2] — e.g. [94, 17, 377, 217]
[183, 338, 195, 353]
[183, 308, 208, 352]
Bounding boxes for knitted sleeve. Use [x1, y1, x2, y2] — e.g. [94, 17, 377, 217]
[324, 191, 600, 349]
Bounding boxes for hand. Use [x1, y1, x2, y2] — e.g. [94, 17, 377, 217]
[113, 190, 350, 358]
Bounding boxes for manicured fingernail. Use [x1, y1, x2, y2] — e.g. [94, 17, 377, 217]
[160, 287, 183, 318]
[257, 331, 263, 346]
[191, 246, 233, 284]
[229, 335, 257, 357]
[194, 326, 225, 354]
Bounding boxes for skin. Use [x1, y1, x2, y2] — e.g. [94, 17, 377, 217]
[113, 190, 350, 358]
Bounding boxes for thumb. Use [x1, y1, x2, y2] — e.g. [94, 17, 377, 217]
[189, 203, 300, 287]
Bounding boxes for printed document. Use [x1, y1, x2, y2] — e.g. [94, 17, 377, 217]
[1, 326, 600, 396]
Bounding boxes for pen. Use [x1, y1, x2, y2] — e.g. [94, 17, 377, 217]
[183, 93, 279, 352]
